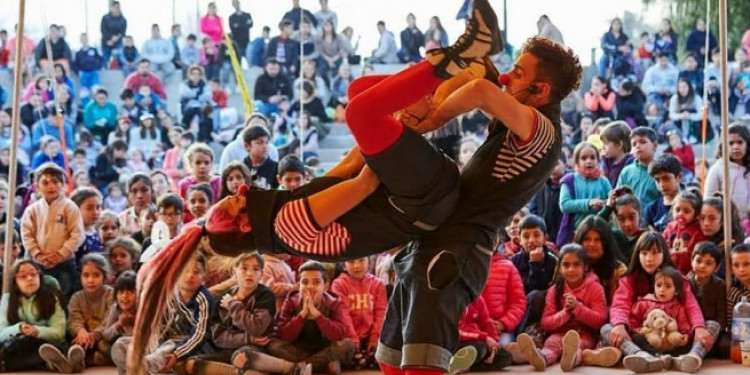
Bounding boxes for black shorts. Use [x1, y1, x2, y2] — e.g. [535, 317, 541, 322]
[364, 128, 460, 230]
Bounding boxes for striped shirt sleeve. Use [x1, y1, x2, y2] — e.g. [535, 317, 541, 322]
[173, 292, 210, 359]
[274, 199, 352, 258]
[492, 109, 556, 182]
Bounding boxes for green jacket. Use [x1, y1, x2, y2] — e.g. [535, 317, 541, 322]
[83, 101, 118, 130]
[0, 291, 66, 342]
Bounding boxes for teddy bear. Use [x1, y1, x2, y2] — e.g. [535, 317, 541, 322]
[639, 308, 685, 351]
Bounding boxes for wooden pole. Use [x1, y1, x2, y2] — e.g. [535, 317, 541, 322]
[699, 0, 711, 192]
[299, 5, 305, 160]
[3, 0, 26, 294]
[718, 0, 732, 296]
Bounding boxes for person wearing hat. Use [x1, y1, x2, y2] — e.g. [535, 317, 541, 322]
[128, 112, 163, 159]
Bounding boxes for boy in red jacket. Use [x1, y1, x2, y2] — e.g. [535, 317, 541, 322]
[480, 250, 527, 346]
[234, 261, 356, 374]
[448, 296, 512, 375]
[331, 257, 388, 369]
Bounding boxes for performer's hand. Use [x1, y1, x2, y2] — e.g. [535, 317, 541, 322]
[609, 324, 631, 348]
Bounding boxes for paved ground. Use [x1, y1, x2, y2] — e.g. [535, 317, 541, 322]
[13, 360, 746, 374]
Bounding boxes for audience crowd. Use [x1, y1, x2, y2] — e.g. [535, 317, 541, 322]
[0, 0, 750, 374]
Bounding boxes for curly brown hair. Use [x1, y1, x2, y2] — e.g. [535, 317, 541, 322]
[520, 37, 583, 102]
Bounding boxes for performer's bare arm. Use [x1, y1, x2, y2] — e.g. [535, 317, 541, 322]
[324, 145, 366, 179]
[308, 166, 379, 228]
[418, 79, 536, 141]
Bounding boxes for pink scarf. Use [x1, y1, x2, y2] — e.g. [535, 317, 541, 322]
[575, 165, 602, 180]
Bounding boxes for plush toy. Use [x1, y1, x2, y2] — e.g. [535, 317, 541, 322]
[639, 308, 685, 351]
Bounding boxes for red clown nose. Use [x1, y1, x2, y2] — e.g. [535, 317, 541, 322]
[499, 73, 511, 86]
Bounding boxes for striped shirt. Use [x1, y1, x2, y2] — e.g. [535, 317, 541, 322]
[161, 287, 213, 359]
[492, 109, 555, 182]
[728, 284, 750, 323]
[274, 199, 352, 258]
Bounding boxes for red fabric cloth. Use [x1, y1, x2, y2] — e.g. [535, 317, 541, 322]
[480, 253, 527, 332]
[666, 144, 696, 173]
[458, 296, 499, 342]
[380, 363, 404, 375]
[330, 273, 388, 344]
[662, 220, 707, 275]
[630, 294, 692, 334]
[162, 148, 184, 181]
[609, 273, 706, 331]
[345, 61, 443, 155]
[541, 272, 608, 336]
[275, 291, 356, 343]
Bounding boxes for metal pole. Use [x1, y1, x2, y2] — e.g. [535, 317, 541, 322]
[718, 0, 732, 296]
[173, 0, 177, 25]
[3, 0, 26, 294]
[84, 0, 89, 35]
[299, 5, 305, 160]
[503, 0, 507, 44]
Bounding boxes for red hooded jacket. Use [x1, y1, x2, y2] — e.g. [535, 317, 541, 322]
[330, 273, 387, 344]
[480, 253, 527, 332]
[662, 219, 707, 275]
[630, 294, 692, 335]
[458, 296, 499, 342]
[609, 273, 705, 332]
[275, 291, 355, 343]
[541, 272, 608, 337]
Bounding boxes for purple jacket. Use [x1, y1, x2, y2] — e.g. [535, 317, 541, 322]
[602, 154, 635, 188]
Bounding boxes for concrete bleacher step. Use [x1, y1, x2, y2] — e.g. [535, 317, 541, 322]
[319, 148, 350, 163]
[320, 134, 355, 149]
[326, 123, 353, 136]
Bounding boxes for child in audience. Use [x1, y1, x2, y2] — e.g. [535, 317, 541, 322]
[242, 125, 279, 190]
[183, 253, 277, 375]
[71, 188, 104, 265]
[67, 253, 115, 369]
[480, 245, 526, 347]
[688, 242, 729, 358]
[150, 170, 174, 199]
[644, 154, 683, 232]
[234, 261, 354, 375]
[699, 195, 744, 275]
[72, 170, 94, 190]
[513, 244, 610, 371]
[662, 191, 706, 275]
[97, 210, 120, 248]
[146, 193, 183, 250]
[127, 148, 151, 174]
[21, 163, 84, 296]
[106, 237, 140, 283]
[31, 137, 66, 170]
[600, 121, 634, 187]
[132, 205, 157, 245]
[529, 153, 567, 242]
[664, 129, 696, 176]
[572, 216, 628, 303]
[617, 127, 661, 208]
[186, 183, 212, 223]
[629, 266, 693, 355]
[218, 161, 252, 199]
[511, 215, 558, 333]
[97, 271, 136, 375]
[277, 155, 307, 191]
[331, 257, 387, 370]
[449, 295, 512, 374]
[500, 208, 528, 256]
[728, 244, 750, 322]
[178, 143, 221, 222]
[0, 261, 68, 372]
[558, 142, 611, 245]
[262, 252, 297, 312]
[115, 253, 214, 374]
[0, 228, 22, 290]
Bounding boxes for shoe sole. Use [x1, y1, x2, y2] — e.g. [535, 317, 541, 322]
[39, 344, 73, 373]
[470, 0, 504, 55]
[231, 349, 252, 370]
[517, 334, 546, 371]
[623, 354, 663, 373]
[560, 331, 580, 372]
[449, 346, 478, 375]
[68, 345, 86, 373]
[582, 347, 621, 367]
[673, 355, 701, 373]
